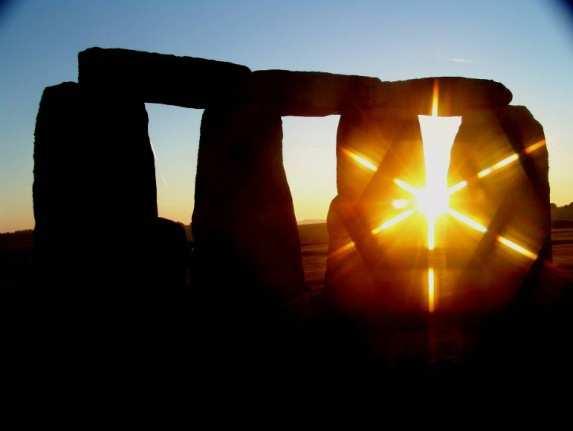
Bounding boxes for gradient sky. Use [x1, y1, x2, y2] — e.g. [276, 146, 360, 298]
[1, 0, 572, 231]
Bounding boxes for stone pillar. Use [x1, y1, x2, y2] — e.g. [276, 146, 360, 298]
[325, 109, 428, 319]
[192, 104, 305, 307]
[33, 82, 186, 289]
[325, 91, 549, 319]
[445, 105, 550, 310]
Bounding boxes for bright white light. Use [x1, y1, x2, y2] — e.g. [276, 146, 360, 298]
[417, 115, 462, 224]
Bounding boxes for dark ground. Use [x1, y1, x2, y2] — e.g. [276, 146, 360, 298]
[1, 223, 572, 289]
[1, 224, 573, 389]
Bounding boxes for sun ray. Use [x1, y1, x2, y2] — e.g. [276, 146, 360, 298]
[427, 267, 436, 313]
[448, 208, 488, 233]
[496, 236, 537, 260]
[392, 198, 410, 209]
[524, 139, 546, 154]
[342, 148, 378, 172]
[431, 80, 439, 116]
[329, 240, 356, 258]
[448, 208, 537, 259]
[427, 220, 436, 250]
[448, 139, 546, 195]
[477, 153, 519, 178]
[372, 209, 415, 234]
[338, 86, 543, 314]
[394, 178, 419, 196]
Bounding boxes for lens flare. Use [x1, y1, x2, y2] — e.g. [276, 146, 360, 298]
[448, 139, 546, 195]
[372, 209, 415, 234]
[342, 148, 378, 172]
[427, 267, 436, 313]
[392, 198, 410, 209]
[448, 208, 537, 260]
[340, 80, 541, 313]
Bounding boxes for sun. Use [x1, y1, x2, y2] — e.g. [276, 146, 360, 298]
[337, 79, 544, 313]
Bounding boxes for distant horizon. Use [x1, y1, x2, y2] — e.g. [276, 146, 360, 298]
[3, 200, 573, 234]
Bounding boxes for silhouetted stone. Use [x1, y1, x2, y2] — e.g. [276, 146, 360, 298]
[248, 70, 382, 116]
[33, 82, 186, 288]
[375, 77, 513, 115]
[192, 104, 305, 307]
[326, 94, 548, 320]
[78, 48, 511, 117]
[325, 109, 427, 319]
[141, 218, 189, 289]
[79, 47, 251, 108]
[445, 105, 550, 309]
[247, 73, 511, 117]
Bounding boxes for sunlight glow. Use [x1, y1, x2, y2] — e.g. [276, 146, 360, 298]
[394, 178, 419, 196]
[431, 80, 439, 116]
[477, 153, 518, 178]
[448, 208, 488, 233]
[342, 148, 378, 172]
[418, 115, 461, 222]
[329, 240, 356, 258]
[392, 198, 410, 209]
[497, 236, 538, 260]
[448, 208, 537, 260]
[427, 267, 436, 313]
[448, 139, 546, 195]
[340, 80, 541, 313]
[525, 140, 546, 154]
[372, 209, 415, 234]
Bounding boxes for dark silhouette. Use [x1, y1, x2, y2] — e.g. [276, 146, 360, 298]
[23, 47, 572, 385]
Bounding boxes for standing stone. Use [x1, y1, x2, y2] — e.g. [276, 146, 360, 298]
[325, 109, 427, 319]
[33, 82, 186, 289]
[192, 104, 305, 309]
[444, 105, 550, 310]
[325, 99, 547, 319]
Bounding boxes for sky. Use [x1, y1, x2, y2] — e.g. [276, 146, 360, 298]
[1, 0, 572, 231]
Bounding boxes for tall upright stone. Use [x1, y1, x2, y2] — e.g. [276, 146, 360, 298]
[33, 81, 187, 288]
[325, 109, 428, 319]
[444, 105, 550, 310]
[325, 78, 551, 321]
[192, 104, 305, 309]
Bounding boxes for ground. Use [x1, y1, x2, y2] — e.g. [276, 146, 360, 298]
[0, 225, 572, 289]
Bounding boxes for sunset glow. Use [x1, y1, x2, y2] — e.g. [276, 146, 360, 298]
[339, 79, 540, 313]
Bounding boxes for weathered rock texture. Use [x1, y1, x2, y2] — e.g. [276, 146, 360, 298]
[192, 104, 305, 305]
[33, 82, 186, 288]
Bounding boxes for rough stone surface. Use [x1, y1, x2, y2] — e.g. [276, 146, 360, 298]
[192, 104, 305, 306]
[78, 47, 251, 109]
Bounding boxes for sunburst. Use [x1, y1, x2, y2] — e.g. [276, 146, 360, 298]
[335, 80, 545, 312]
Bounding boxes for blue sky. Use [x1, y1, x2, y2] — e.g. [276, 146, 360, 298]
[1, 0, 572, 231]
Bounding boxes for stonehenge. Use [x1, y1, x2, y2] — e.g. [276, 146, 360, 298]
[325, 104, 550, 320]
[32, 47, 549, 324]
